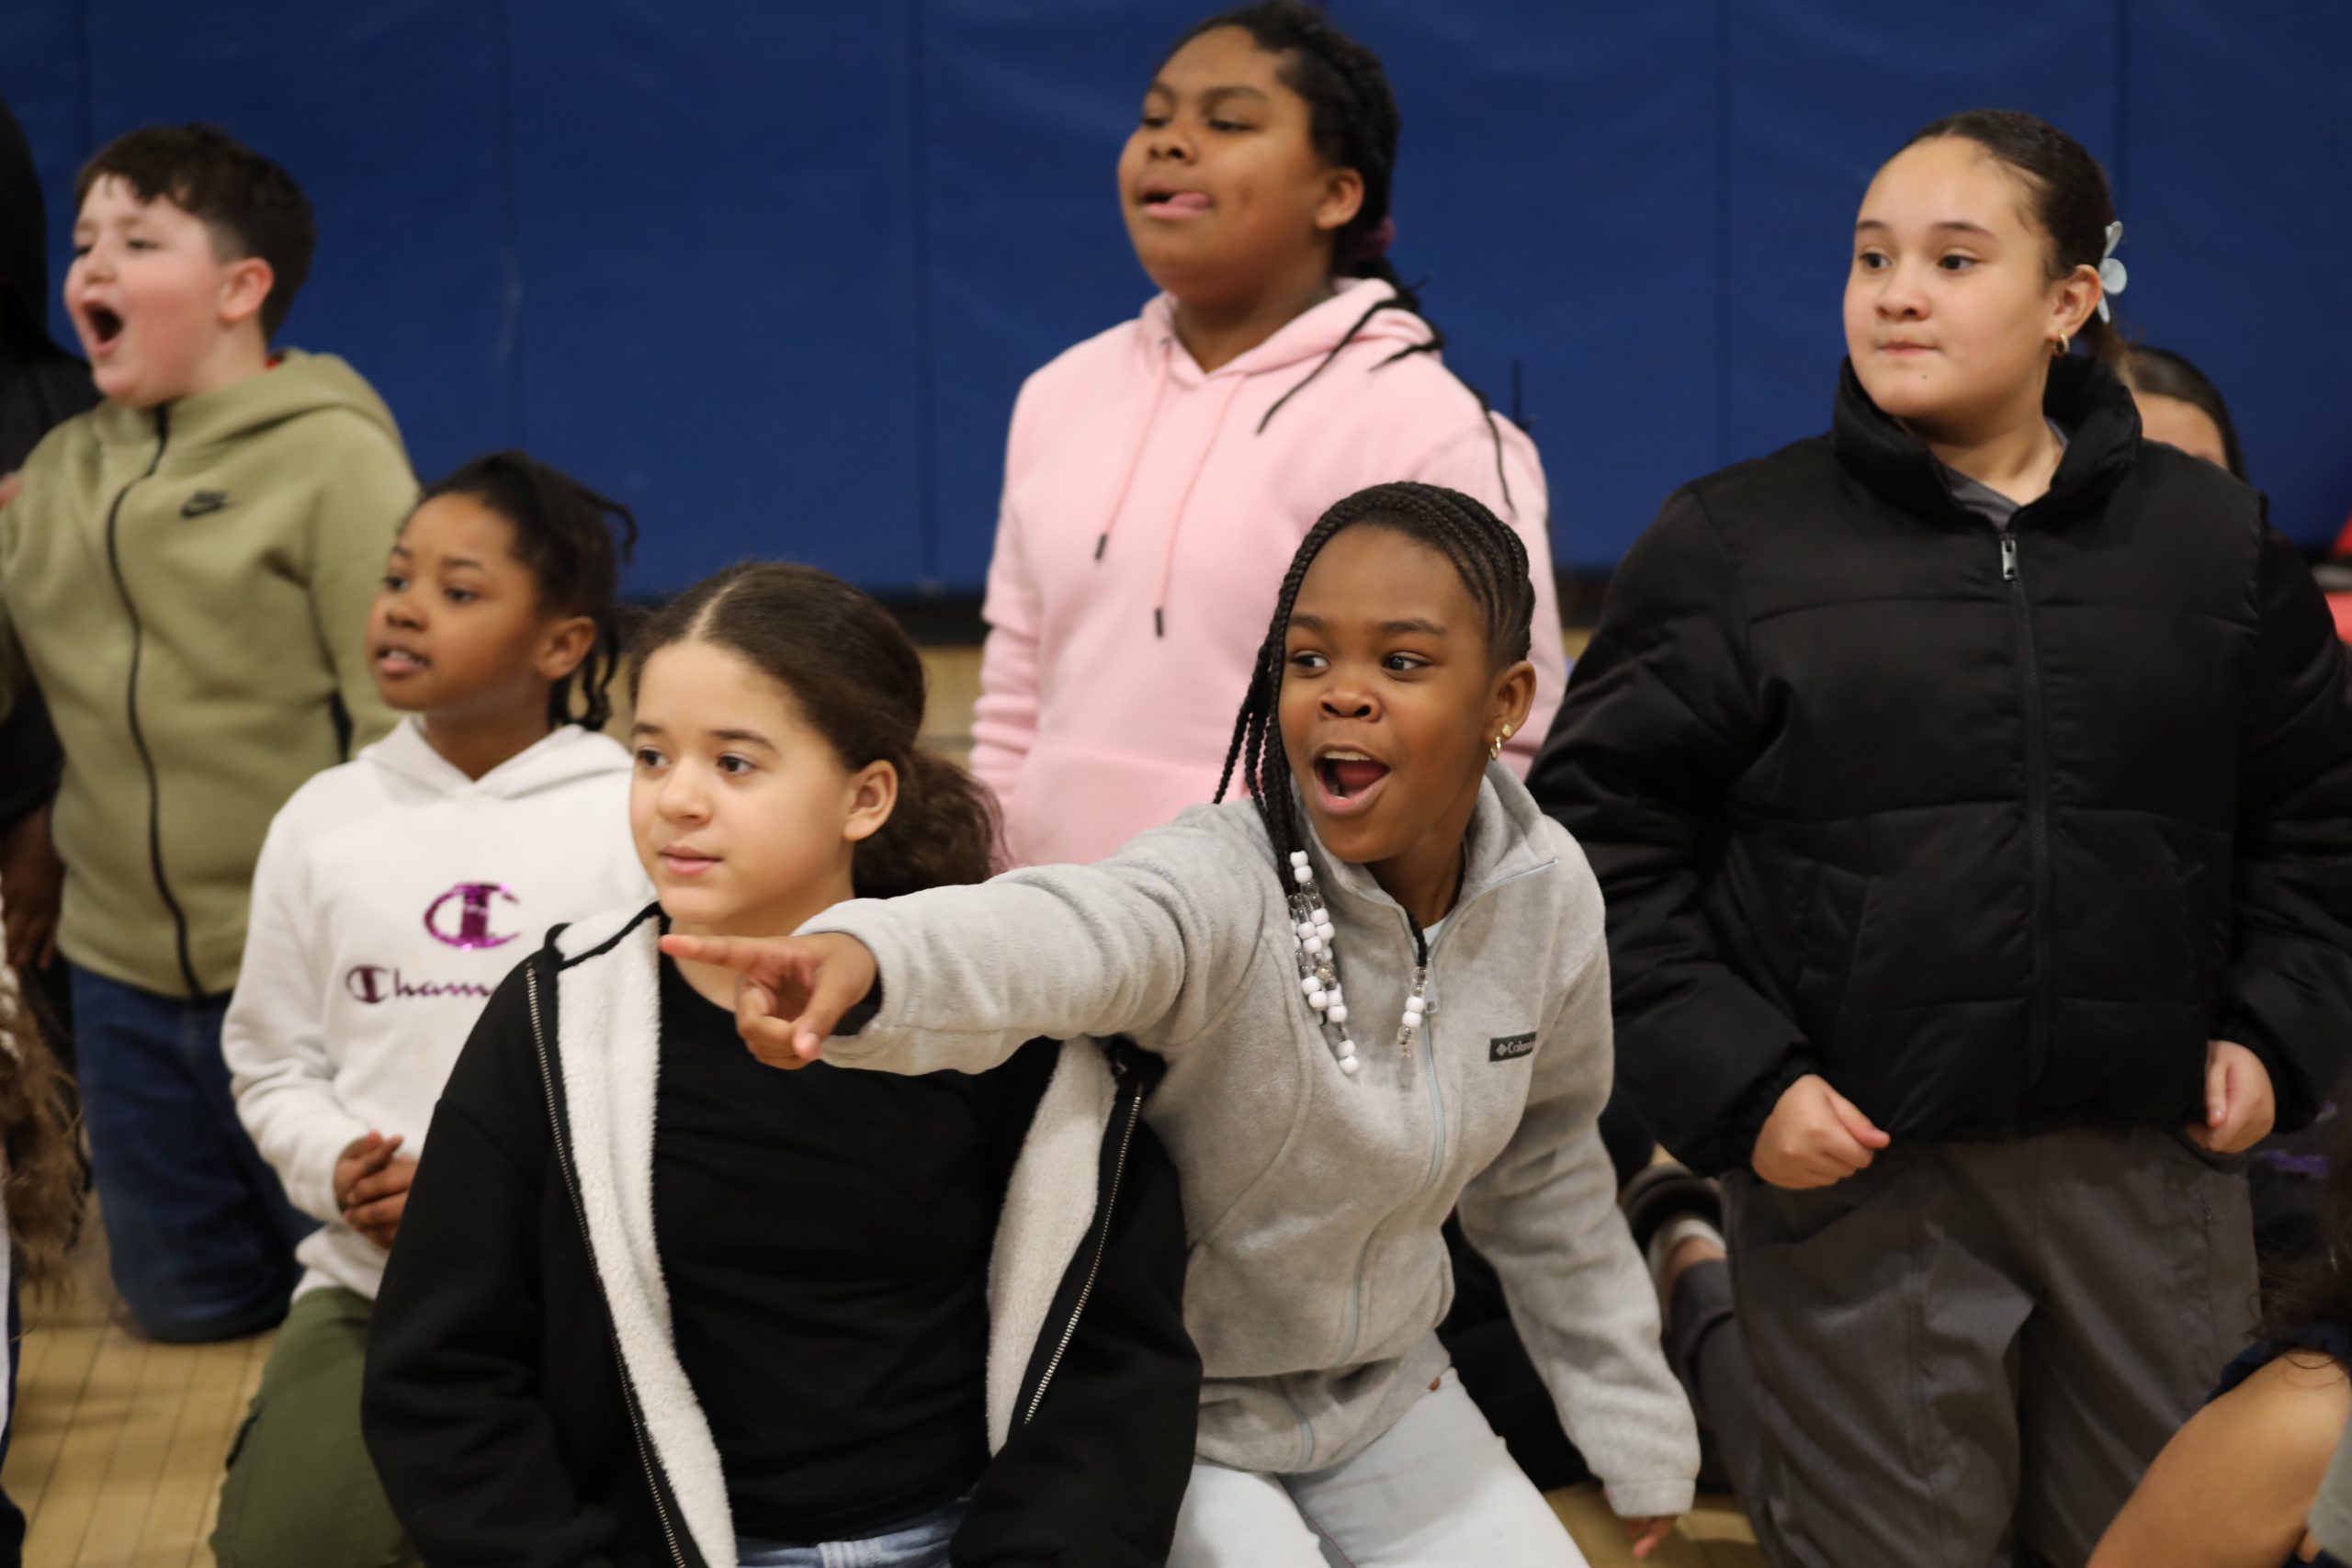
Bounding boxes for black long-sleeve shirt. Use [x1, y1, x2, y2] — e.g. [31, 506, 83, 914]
[655, 958, 1046, 1542]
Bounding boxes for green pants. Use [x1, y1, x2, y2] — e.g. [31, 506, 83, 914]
[213, 1285, 418, 1568]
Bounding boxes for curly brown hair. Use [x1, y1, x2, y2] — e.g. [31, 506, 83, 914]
[0, 987, 84, 1295]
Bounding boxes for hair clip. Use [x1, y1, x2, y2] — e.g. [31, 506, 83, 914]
[2096, 220, 2128, 323]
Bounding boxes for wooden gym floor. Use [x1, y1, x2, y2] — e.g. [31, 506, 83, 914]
[6, 642, 1759, 1568]
[4, 1232, 1759, 1568]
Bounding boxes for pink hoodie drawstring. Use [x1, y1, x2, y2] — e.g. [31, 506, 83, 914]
[1151, 372, 1248, 637]
[1091, 336, 1174, 565]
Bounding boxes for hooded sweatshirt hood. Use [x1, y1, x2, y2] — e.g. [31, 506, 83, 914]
[1095, 281, 1451, 571]
[81, 344, 401, 455]
[969, 277, 1564, 869]
[223, 719, 649, 1303]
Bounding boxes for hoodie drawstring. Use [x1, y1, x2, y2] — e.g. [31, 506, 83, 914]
[1091, 338, 1174, 566]
[1151, 372, 1248, 638]
[1095, 281, 1470, 637]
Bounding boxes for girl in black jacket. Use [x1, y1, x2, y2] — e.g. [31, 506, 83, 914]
[1536, 110, 2352, 1566]
[361, 563, 1199, 1568]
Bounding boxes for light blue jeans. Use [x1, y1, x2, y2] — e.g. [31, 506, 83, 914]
[1170, 1369, 1589, 1567]
[737, 1502, 963, 1568]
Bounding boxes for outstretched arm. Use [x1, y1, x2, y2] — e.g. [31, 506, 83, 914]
[668, 822, 1274, 1077]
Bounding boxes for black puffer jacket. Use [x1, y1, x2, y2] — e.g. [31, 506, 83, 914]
[1533, 356, 2352, 1176]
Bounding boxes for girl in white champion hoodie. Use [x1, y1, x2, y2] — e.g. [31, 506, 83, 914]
[971, 3, 1564, 869]
[216, 453, 650, 1568]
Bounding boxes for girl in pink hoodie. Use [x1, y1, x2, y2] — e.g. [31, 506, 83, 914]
[972, 1, 1561, 868]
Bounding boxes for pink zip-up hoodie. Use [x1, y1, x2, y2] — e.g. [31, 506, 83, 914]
[972, 278, 1562, 869]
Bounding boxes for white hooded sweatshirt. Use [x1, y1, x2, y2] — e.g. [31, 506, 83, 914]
[224, 717, 649, 1300]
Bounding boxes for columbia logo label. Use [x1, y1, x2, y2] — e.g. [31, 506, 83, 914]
[1488, 1032, 1536, 1062]
[180, 490, 229, 519]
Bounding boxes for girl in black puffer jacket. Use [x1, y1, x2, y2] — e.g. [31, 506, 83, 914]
[1538, 109, 2352, 1568]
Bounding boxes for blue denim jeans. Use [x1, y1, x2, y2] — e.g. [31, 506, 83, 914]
[69, 965, 311, 1342]
[737, 1503, 963, 1568]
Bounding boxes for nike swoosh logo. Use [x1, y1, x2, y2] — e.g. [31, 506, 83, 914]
[180, 491, 229, 519]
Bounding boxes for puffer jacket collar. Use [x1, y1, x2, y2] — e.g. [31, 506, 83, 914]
[1829, 353, 2143, 529]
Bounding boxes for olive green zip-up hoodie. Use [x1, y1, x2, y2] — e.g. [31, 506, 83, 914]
[0, 350, 413, 998]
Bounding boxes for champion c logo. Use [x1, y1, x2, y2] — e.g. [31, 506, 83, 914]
[424, 882, 520, 951]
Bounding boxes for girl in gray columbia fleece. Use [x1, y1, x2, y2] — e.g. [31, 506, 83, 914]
[672, 484, 1700, 1565]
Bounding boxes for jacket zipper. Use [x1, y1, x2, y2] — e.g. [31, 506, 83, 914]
[102, 410, 202, 998]
[1406, 915, 1447, 1192]
[1999, 526, 2055, 1089]
[1336, 914, 1433, 1369]
[1331, 867, 1546, 1366]
[1020, 1063, 1146, 1427]
[524, 963, 692, 1568]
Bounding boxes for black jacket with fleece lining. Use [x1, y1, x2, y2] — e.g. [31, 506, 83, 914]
[361, 904, 1199, 1567]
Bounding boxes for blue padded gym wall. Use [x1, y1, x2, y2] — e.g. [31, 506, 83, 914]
[4, 1, 2346, 595]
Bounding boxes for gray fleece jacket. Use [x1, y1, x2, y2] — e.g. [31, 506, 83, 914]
[805, 763, 1699, 1517]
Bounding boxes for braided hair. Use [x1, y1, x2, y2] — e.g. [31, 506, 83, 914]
[1213, 481, 1535, 876]
[1164, 5, 1516, 500]
[416, 451, 639, 732]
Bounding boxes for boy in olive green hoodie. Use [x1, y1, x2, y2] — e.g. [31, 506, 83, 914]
[0, 124, 413, 1341]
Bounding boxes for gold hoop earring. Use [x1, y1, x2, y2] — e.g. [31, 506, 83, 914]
[2053, 333, 2071, 358]
[1489, 723, 1514, 761]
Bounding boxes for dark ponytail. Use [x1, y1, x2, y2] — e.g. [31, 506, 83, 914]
[1905, 109, 2131, 374]
[873, 749, 1001, 900]
[417, 451, 639, 731]
[629, 563, 998, 899]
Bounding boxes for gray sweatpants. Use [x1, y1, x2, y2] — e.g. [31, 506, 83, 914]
[1722, 1123, 2256, 1568]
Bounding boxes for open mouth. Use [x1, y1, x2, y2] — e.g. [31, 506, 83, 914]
[1315, 750, 1391, 809]
[375, 645, 428, 675]
[83, 304, 124, 350]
